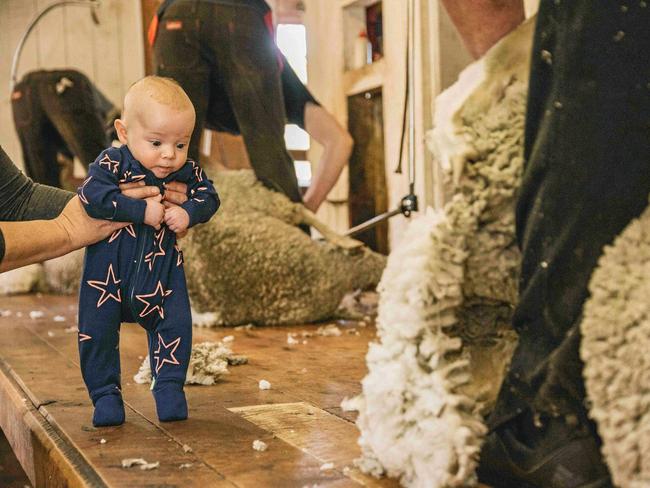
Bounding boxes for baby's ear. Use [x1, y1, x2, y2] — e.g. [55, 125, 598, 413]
[114, 119, 128, 145]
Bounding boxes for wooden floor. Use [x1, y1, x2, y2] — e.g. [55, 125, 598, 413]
[0, 294, 402, 487]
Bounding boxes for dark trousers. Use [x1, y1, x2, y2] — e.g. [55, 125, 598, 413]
[153, 0, 302, 203]
[490, 1, 650, 428]
[11, 70, 111, 188]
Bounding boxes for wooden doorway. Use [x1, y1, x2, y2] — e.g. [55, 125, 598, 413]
[347, 88, 388, 254]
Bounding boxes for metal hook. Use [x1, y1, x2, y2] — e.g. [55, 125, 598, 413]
[10, 0, 102, 94]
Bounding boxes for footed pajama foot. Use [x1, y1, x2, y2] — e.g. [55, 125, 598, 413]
[153, 383, 188, 422]
[93, 393, 125, 427]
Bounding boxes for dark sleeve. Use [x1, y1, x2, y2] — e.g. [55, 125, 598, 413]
[280, 54, 320, 129]
[180, 161, 220, 228]
[0, 145, 73, 263]
[78, 147, 147, 223]
[0, 146, 73, 221]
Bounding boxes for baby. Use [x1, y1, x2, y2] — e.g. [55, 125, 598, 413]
[77, 76, 219, 426]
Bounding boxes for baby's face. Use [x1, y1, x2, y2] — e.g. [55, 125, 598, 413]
[126, 101, 194, 179]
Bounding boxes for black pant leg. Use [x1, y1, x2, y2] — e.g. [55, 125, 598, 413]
[11, 74, 60, 187]
[490, 1, 650, 427]
[41, 70, 109, 170]
[154, 1, 301, 203]
[216, 6, 301, 202]
[153, 1, 211, 164]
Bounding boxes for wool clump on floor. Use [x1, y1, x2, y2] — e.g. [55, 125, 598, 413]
[121, 458, 160, 470]
[134, 340, 247, 385]
[252, 440, 268, 451]
[343, 18, 535, 488]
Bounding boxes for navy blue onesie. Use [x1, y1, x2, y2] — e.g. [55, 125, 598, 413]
[77, 145, 219, 426]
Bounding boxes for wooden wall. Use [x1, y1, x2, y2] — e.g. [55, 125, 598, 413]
[0, 0, 145, 171]
[304, 0, 472, 244]
[305, 0, 538, 247]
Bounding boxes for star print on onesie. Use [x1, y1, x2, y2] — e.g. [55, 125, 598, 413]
[78, 176, 92, 204]
[151, 332, 187, 422]
[76, 145, 219, 427]
[154, 333, 181, 374]
[136, 281, 173, 319]
[86, 263, 122, 307]
[109, 224, 136, 244]
[144, 229, 167, 271]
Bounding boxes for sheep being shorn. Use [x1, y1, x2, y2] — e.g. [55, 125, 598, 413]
[170, 169, 386, 326]
[344, 18, 534, 488]
[580, 202, 650, 488]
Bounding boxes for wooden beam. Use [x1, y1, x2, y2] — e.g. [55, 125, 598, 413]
[0, 294, 401, 487]
[0, 356, 104, 487]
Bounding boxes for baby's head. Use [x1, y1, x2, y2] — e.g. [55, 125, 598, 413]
[114, 76, 195, 178]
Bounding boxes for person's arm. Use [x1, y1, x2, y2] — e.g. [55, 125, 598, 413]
[302, 103, 353, 213]
[0, 183, 164, 273]
[0, 197, 125, 272]
[440, 0, 525, 59]
[278, 59, 353, 212]
[0, 145, 162, 272]
[0, 147, 73, 221]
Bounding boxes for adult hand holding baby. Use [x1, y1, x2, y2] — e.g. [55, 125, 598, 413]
[51, 181, 171, 255]
[122, 180, 189, 232]
[162, 181, 188, 206]
[59, 181, 187, 251]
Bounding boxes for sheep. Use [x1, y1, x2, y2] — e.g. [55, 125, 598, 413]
[344, 18, 534, 487]
[2, 169, 385, 327]
[182, 169, 386, 326]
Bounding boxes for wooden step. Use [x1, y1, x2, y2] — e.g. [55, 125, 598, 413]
[0, 294, 399, 487]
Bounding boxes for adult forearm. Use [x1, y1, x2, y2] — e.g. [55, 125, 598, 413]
[0, 219, 73, 272]
[302, 103, 354, 212]
[441, 0, 525, 59]
[0, 197, 128, 273]
[303, 135, 353, 212]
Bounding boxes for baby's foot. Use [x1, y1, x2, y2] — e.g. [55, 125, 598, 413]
[93, 393, 125, 427]
[153, 384, 188, 422]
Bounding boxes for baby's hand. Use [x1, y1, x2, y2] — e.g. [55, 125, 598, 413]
[164, 206, 190, 234]
[144, 195, 165, 230]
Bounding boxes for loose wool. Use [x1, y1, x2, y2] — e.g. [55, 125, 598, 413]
[346, 18, 535, 487]
[134, 340, 247, 386]
[581, 202, 650, 488]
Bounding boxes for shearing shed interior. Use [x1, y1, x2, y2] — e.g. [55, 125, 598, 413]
[2, 1, 649, 487]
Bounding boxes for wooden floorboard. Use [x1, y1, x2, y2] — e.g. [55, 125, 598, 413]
[0, 294, 400, 487]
